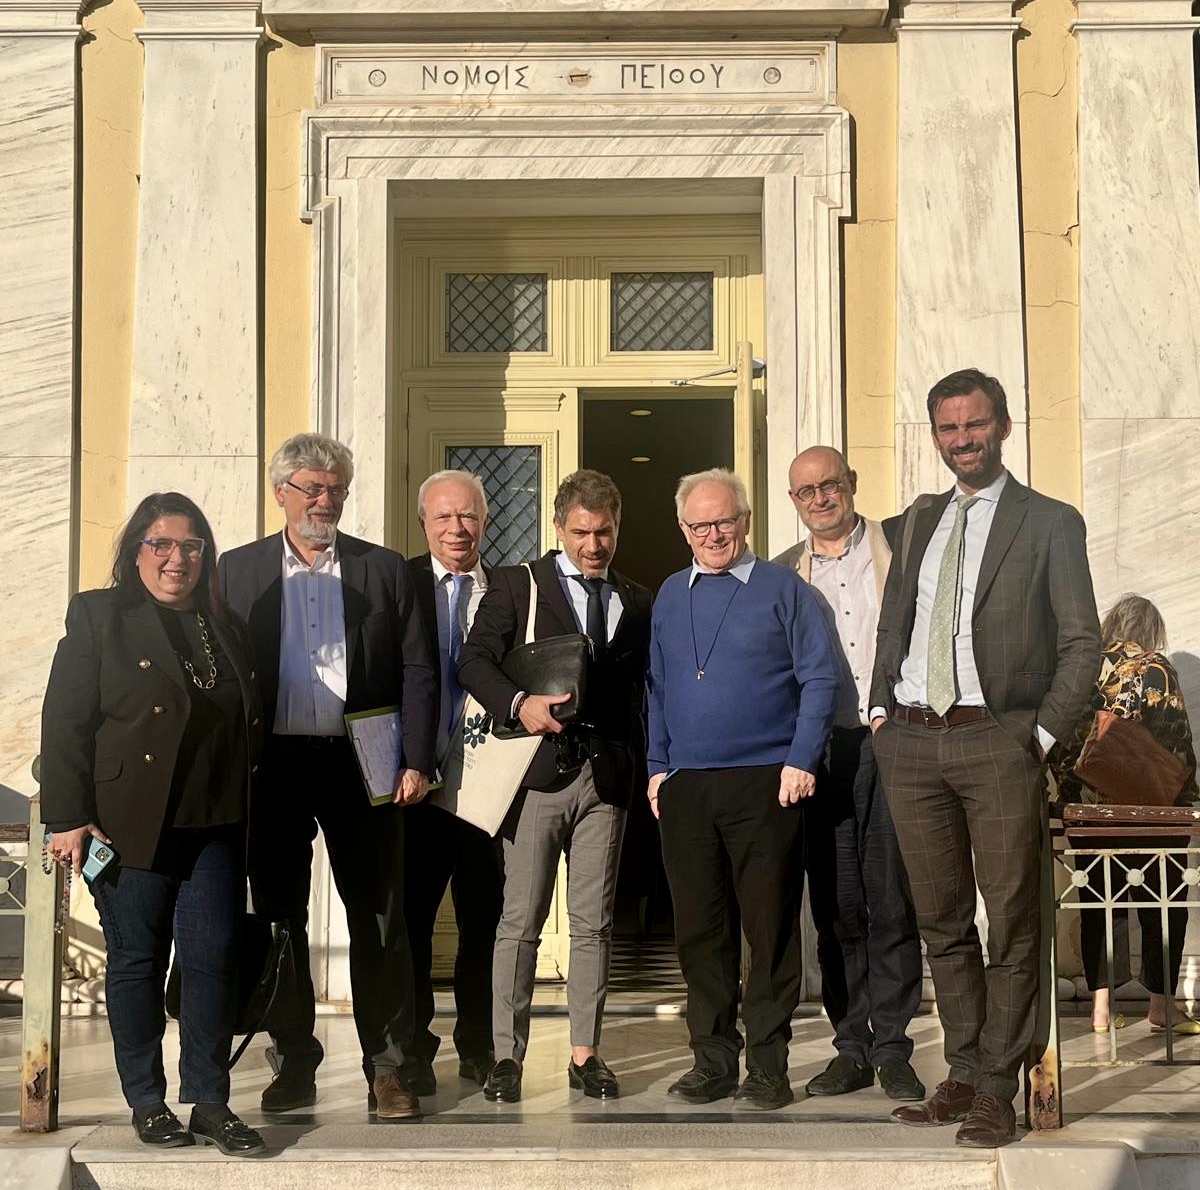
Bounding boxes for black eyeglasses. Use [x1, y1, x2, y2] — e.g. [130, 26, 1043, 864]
[285, 480, 350, 501]
[141, 537, 205, 559]
[790, 479, 845, 503]
[681, 514, 745, 538]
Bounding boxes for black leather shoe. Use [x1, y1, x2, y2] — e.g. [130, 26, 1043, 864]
[132, 1103, 194, 1148]
[188, 1105, 266, 1156]
[483, 1058, 522, 1103]
[667, 1066, 739, 1104]
[955, 1091, 1017, 1148]
[805, 1055, 874, 1097]
[733, 1069, 794, 1111]
[876, 1058, 926, 1102]
[568, 1055, 620, 1099]
[892, 1078, 976, 1126]
[405, 1060, 437, 1097]
[459, 1052, 494, 1086]
[261, 1066, 317, 1112]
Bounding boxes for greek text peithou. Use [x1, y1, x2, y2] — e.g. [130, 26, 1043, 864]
[619, 63, 726, 90]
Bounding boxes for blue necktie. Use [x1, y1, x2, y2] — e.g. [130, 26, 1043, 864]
[447, 573, 470, 721]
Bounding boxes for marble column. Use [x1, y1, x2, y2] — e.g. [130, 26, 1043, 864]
[130, 0, 262, 548]
[1074, 0, 1200, 1005]
[893, 0, 1028, 505]
[0, 2, 81, 799]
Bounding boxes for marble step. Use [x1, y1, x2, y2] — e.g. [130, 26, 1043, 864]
[70, 1121, 998, 1190]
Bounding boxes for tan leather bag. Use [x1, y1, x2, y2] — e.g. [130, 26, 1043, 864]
[1073, 709, 1189, 807]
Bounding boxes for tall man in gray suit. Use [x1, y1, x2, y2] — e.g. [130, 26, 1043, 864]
[869, 368, 1100, 1147]
[458, 470, 652, 1104]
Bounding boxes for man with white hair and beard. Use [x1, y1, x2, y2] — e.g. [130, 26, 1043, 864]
[220, 432, 438, 1120]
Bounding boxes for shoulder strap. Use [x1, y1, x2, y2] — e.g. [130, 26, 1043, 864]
[524, 563, 537, 645]
[900, 493, 937, 574]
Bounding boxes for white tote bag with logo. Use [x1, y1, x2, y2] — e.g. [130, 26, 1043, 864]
[432, 564, 542, 835]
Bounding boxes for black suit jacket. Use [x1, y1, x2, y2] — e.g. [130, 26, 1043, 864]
[408, 552, 492, 661]
[40, 586, 262, 870]
[457, 551, 652, 804]
[871, 475, 1101, 749]
[218, 531, 438, 776]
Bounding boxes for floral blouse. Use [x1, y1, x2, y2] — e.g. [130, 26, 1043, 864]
[1052, 640, 1199, 805]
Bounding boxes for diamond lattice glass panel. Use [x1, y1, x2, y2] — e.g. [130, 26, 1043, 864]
[446, 274, 548, 353]
[445, 445, 541, 566]
[610, 271, 714, 352]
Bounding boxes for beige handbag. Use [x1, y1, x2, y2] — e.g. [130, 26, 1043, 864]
[431, 564, 543, 835]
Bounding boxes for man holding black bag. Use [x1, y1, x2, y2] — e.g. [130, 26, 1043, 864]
[458, 470, 652, 1103]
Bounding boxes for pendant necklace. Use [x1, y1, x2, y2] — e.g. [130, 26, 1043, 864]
[179, 612, 218, 690]
[689, 578, 741, 681]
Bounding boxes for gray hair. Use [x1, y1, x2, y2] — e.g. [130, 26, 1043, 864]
[268, 433, 354, 487]
[417, 469, 489, 522]
[1100, 593, 1169, 653]
[675, 468, 750, 520]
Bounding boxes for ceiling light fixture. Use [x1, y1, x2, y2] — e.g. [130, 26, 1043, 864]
[629, 409, 653, 417]
[631, 456, 651, 463]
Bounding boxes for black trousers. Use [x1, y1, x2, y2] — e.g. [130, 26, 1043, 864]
[402, 798, 503, 1064]
[252, 734, 415, 1079]
[804, 726, 922, 1065]
[1076, 836, 1189, 995]
[873, 715, 1045, 1101]
[658, 764, 804, 1078]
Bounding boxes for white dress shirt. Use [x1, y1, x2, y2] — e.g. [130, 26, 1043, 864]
[894, 470, 1008, 710]
[687, 547, 757, 587]
[273, 531, 349, 736]
[884, 470, 1055, 752]
[556, 551, 623, 642]
[805, 520, 878, 729]
[431, 556, 487, 752]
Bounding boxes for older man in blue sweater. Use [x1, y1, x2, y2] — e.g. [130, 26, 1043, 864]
[648, 468, 838, 1111]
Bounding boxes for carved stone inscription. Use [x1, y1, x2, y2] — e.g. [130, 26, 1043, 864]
[328, 49, 826, 104]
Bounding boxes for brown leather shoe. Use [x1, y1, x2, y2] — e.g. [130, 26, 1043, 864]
[891, 1078, 975, 1126]
[371, 1073, 420, 1119]
[955, 1091, 1017, 1148]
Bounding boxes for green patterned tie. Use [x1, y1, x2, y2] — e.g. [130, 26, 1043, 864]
[926, 494, 980, 716]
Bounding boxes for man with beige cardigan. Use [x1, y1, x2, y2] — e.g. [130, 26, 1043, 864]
[774, 446, 924, 1104]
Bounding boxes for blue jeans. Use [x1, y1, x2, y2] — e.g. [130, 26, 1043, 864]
[90, 826, 244, 1109]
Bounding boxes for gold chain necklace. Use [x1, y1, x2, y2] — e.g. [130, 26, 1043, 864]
[180, 612, 218, 690]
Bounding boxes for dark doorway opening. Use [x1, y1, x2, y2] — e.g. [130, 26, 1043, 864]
[581, 393, 735, 989]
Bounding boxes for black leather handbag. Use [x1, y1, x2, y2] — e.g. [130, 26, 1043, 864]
[492, 633, 592, 740]
[166, 917, 293, 1068]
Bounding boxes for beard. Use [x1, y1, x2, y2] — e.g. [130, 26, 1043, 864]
[297, 510, 338, 545]
[941, 440, 1001, 485]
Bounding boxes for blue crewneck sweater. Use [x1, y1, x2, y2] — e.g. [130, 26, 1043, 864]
[647, 557, 838, 775]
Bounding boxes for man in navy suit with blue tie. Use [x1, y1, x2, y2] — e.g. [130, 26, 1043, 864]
[403, 470, 503, 1095]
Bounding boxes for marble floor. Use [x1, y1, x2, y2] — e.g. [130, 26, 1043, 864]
[7, 996, 1200, 1147]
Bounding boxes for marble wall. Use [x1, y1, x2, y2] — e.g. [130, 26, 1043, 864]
[1075, 0, 1200, 671]
[893, 0, 1028, 506]
[128, 0, 263, 550]
[0, 4, 81, 805]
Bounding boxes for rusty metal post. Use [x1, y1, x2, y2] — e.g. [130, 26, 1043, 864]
[1027, 811, 1062, 1130]
[21, 790, 63, 1132]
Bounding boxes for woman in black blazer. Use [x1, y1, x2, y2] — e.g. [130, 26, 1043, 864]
[41, 492, 265, 1155]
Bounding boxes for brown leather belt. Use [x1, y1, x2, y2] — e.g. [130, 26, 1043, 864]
[893, 704, 989, 729]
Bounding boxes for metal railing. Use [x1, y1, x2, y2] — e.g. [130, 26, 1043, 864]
[1029, 804, 1200, 1130]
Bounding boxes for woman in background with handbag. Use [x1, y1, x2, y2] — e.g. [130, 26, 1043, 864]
[40, 493, 265, 1154]
[1053, 594, 1199, 1034]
